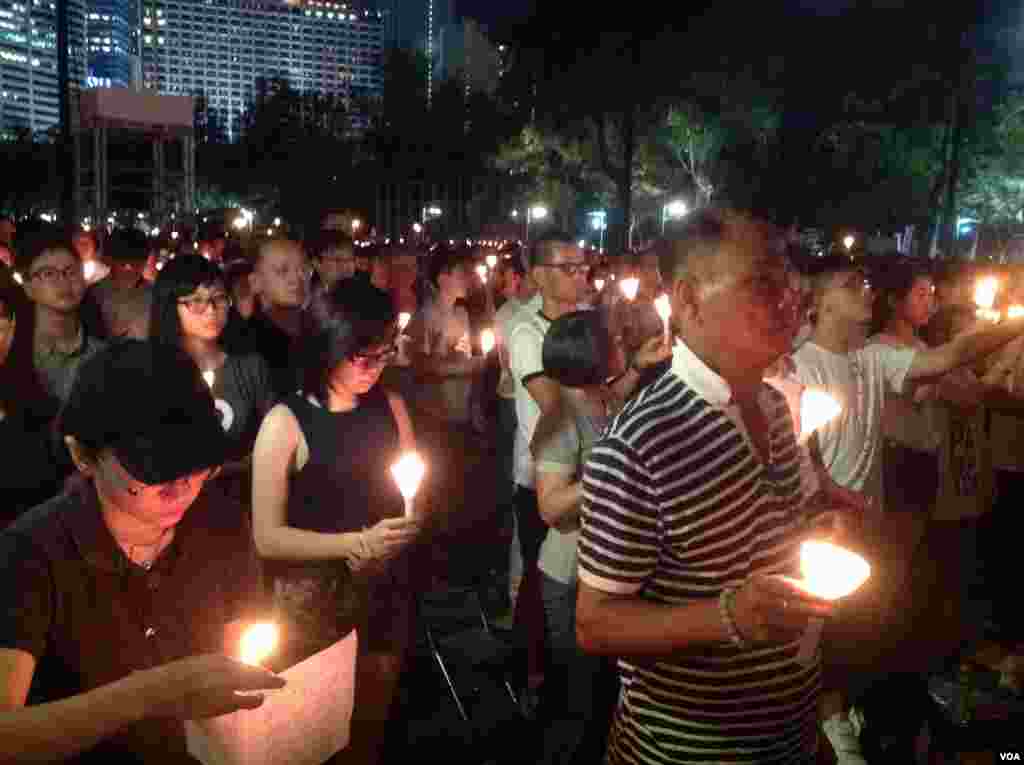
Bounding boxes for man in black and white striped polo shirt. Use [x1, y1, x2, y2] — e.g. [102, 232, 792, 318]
[577, 209, 836, 764]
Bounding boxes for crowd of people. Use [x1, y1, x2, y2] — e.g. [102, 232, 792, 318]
[0, 208, 1023, 764]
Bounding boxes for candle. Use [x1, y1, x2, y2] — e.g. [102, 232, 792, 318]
[475, 264, 488, 283]
[594, 278, 606, 292]
[83, 260, 98, 281]
[202, 370, 215, 390]
[798, 388, 841, 441]
[1009, 305, 1024, 320]
[486, 254, 498, 270]
[654, 293, 672, 341]
[797, 540, 871, 601]
[12, 271, 23, 285]
[481, 328, 495, 355]
[620, 277, 639, 301]
[975, 277, 1000, 322]
[239, 622, 279, 666]
[397, 312, 412, 332]
[390, 452, 426, 518]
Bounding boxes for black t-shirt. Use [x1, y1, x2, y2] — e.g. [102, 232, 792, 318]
[0, 482, 265, 763]
[207, 352, 276, 460]
[0, 410, 71, 528]
[233, 309, 307, 399]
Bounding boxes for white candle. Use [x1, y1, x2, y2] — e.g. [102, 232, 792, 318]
[654, 293, 672, 341]
[239, 622, 279, 666]
[620, 277, 639, 302]
[390, 452, 426, 518]
[202, 370, 215, 390]
[397, 312, 412, 332]
[481, 328, 495, 355]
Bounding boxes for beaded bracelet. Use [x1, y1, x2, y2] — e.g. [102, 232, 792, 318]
[718, 588, 749, 650]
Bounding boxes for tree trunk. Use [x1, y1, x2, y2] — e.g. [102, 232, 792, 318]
[621, 103, 636, 251]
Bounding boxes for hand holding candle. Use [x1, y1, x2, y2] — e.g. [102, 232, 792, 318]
[390, 451, 426, 518]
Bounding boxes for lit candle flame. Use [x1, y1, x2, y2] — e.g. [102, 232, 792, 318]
[83, 261, 98, 281]
[654, 293, 671, 339]
[475, 264, 488, 283]
[481, 328, 495, 355]
[620, 277, 640, 301]
[12, 271, 23, 285]
[486, 254, 498, 269]
[390, 452, 426, 517]
[239, 622, 279, 666]
[1009, 305, 1024, 320]
[798, 540, 871, 600]
[202, 370, 215, 390]
[975, 277, 999, 311]
[594, 278, 605, 292]
[799, 388, 841, 440]
[397, 312, 412, 332]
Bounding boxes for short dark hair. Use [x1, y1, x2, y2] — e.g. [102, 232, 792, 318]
[427, 246, 469, 288]
[150, 254, 226, 348]
[528, 232, 576, 269]
[542, 310, 612, 388]
[871, 262, 933, 333]
[106, 227, 150, 262]
[655, 209, 729, 287]
[312, 230, 354, 261]
[498, 254, 526, 279]
[13, 227, 77, 277]
[924, 303, 975, 347]
[300, 278, 397, 401]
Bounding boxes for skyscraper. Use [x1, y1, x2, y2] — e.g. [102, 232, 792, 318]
[85, 0, 141, 88]
[139, 0, 383, 140]
[0, 0, 88, 133]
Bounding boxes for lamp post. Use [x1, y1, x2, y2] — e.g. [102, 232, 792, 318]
[589, 210, 607, 252]
[661, 199, 688, 235]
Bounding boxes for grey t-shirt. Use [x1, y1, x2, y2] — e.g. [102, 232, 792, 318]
[536, 388, 608, 585]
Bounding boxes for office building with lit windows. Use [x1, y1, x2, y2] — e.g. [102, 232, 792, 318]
[86, 0, 141, 88]
[0, 0, 87, 133]
[140, 0, 383, 140]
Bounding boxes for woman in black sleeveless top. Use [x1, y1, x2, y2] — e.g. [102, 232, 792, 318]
[252, 278, 421, 765]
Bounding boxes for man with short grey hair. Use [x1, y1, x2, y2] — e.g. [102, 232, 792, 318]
[577, 208, 835, 764]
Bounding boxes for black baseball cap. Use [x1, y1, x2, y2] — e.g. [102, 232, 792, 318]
[59, 340, 231, 484]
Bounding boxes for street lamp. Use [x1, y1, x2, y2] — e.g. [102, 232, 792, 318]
[524, 205, 548, 243]
[589, 210, 607, 253]
[661, 199, 688, 234]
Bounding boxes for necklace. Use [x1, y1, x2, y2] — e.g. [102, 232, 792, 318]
[125, 528, 171, 571]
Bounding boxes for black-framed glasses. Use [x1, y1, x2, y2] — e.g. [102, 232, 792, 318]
[538, 261, 589, 276]
[28, 264, 83, 284]
[351, 345, 398, 368]
[178, 294, 233, 314]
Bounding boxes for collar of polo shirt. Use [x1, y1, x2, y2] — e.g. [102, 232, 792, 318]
[670, 338, 733, 408]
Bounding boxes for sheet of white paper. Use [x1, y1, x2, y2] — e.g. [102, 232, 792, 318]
[186, 630, 358, 765]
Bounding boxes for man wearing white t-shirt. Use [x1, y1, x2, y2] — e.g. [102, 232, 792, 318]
[793, 257, 1024, 763]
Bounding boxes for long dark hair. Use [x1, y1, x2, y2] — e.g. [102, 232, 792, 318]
[300, 278, 397, 403]
[0, 267, 52, 419]
[150, 255, 227, 348]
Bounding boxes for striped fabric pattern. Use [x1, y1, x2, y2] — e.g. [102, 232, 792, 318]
[579, 369, 820, 765]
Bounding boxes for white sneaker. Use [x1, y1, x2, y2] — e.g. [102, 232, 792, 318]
[823, 713, 868, 765]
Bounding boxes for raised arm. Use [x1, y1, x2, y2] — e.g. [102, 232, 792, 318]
[908, 317, 1024, 382]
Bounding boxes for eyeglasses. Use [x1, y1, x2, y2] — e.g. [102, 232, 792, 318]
[538, 261, 589, 276]
[178, 294, 232, 314]
[28, 264, 83, 284]
[351, 345, 398, 369]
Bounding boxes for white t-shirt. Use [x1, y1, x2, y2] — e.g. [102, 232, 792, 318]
[494, 293, 540, 401]
[509, 305, 551, 488]
[792, 341, 915, 507]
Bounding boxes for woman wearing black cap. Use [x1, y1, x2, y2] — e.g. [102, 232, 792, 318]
[150, 253, 275, 464]
[0, 341, 284, 763]
[252, 278, 421, 765]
